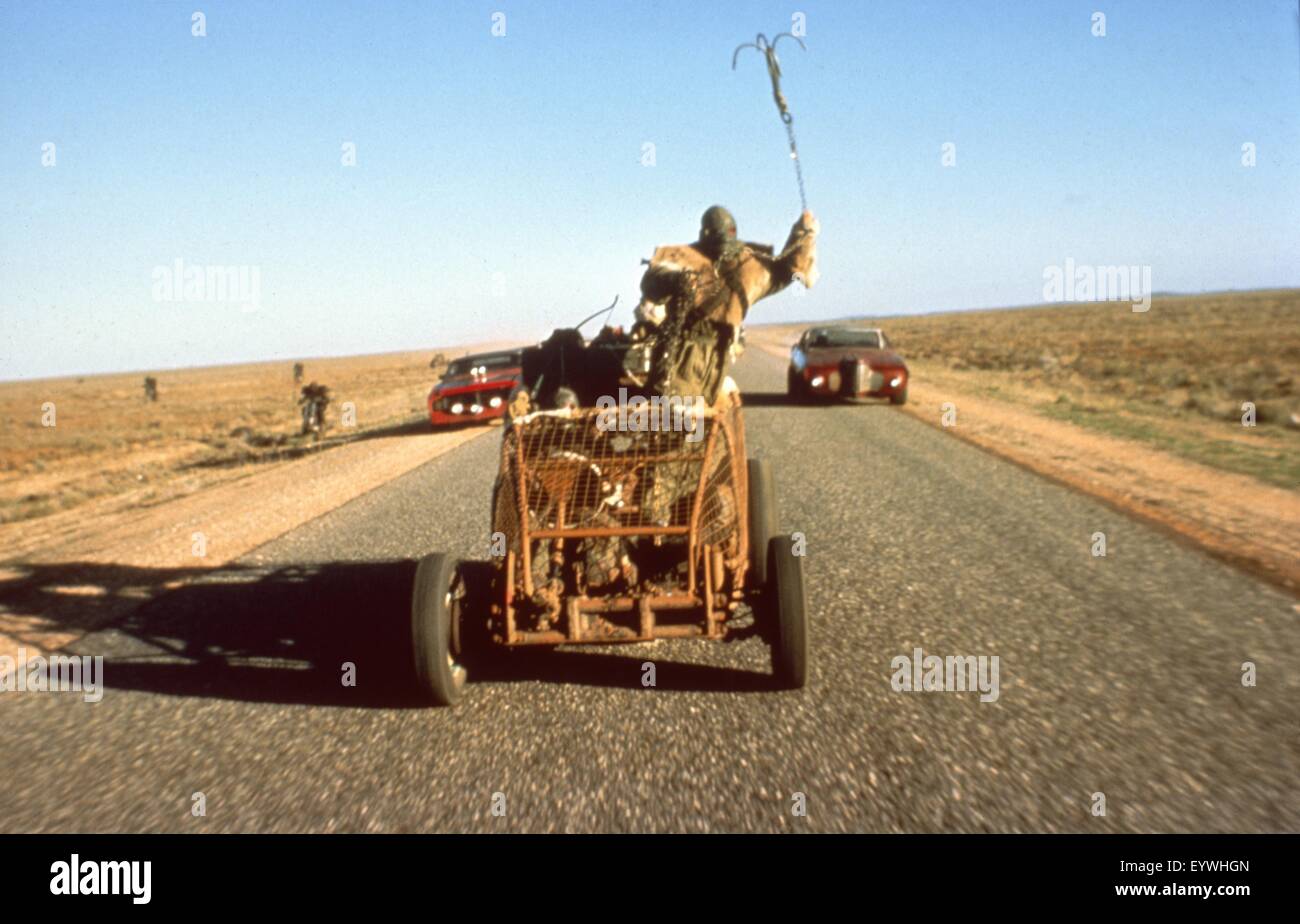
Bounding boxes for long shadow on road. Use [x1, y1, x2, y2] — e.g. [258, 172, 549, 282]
[4, 559, 772, 709]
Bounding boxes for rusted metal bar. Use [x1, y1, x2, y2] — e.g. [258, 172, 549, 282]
[710, 546, 727, 636]
[686, 414, 721, 591]
[504, 550, 517, 644]
[510, 630, 570, 645]
[638, 595, 653, 638]
[566, 595, 582, 642]
[516, 432, 533, 597]
[529, 525, 690, 539]
[648, 624, 706, 638]
[507, 623, 706, 646]
[574, 594, 699, 613]
[727, 406, 749, 585]
[703, 542, 716, 637]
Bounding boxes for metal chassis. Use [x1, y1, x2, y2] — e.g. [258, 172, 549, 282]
[493, 398, 750, 647]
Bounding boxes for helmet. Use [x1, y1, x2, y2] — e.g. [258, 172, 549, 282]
[699, 205, 737, 244]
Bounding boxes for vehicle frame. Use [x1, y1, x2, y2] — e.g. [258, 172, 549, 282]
[409, 332, 809, 705]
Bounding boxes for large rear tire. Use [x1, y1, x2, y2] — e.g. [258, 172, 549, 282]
[747, 459, 777, 589]
[768, 535, 808, 690]
[411, 553, 469, 706]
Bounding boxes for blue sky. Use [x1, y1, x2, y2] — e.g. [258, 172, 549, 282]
[2, 0, 1298, 380]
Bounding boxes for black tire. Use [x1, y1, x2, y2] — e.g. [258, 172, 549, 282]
[890, 387, 908, 406]
[768, 535, 808, 689]
[747, 458, 777, 589]
[787, 367, 806, 402]
[411, 553, 468, 706]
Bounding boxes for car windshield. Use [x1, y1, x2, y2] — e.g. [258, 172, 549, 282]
[445, 352, 519, 377]
[809, 329, 881, 349]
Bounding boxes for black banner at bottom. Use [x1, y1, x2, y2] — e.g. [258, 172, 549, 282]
[0, 833, 1285, 909]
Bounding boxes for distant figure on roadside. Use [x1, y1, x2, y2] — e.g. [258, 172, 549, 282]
[429, 352, 447, 369]
[299, 383, 331, 438]
[293, 362, 304, 384]
[143, 376, 158, 402]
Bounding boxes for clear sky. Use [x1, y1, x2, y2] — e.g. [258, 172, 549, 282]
[2, 0, 1298, 380]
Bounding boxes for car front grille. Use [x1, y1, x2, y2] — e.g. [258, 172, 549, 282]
[436, 384, 512, 414]
[841, 360, 885, 396]
[842, 358, 883, 395]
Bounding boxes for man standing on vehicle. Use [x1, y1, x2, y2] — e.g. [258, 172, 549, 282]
[636, 205, 819, 404]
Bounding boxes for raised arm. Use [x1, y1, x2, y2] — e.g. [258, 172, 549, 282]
[757, 210, 820, 297]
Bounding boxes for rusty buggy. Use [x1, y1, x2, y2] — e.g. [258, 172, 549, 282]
[409, 329, 808, 706]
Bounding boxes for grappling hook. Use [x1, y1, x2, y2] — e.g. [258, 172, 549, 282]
[731, 32, 809, 210]
[731, 32, 806, 125]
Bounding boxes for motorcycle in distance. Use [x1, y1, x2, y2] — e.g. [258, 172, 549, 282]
[299, 382, 331, 439]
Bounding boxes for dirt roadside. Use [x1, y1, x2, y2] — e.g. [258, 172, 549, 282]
[0, 423, 495, 660]
[748, 330, 1300, 596]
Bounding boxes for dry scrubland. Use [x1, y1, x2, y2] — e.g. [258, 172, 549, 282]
[751, 289, 1299, 593]
[860, 289, 1299, 489]
[1, 290, 1295, 546]
[0, 348, 473, 527]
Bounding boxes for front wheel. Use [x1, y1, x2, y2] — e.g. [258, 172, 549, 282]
[768, 535, 808, 690]
[411, 553, 469, 705]
[890, 387, 908, 406]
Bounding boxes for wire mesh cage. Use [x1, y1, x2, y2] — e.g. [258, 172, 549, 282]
[492, 396, 748, 575]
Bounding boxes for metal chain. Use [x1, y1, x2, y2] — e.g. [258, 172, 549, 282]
[783, 112, 807, 212]
[733, 32, 809, 213]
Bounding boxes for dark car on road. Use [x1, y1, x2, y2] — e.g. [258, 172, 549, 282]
[788, 326, 909, 405]
[428, 349, 524, 427]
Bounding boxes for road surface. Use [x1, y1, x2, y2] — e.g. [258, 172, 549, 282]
[2, 349, 1296, 833]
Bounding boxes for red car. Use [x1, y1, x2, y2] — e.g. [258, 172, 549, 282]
[787, 326, 909, 405]
[427, 349, 524, 427]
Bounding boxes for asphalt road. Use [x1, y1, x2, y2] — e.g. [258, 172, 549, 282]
[2, 349, 1296, 833]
